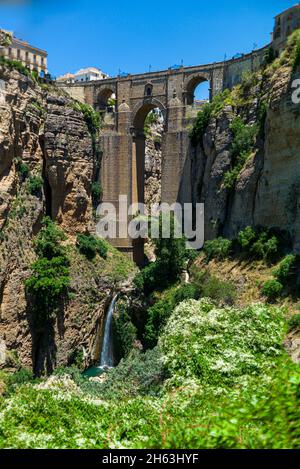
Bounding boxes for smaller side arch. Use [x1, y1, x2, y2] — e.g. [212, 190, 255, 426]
[95, 86, 116, 111]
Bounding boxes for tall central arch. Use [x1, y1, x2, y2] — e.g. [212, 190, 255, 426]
[131, 99, 166, 209]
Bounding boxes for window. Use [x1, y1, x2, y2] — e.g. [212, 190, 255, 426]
[17, 49, 21, 59]
[41, 57, 44, 65]
[33, 54, 37, 63]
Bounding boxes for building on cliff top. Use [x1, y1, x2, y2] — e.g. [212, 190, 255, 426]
[0, 28, 48, 75]
[272, 4, 300, 53]
[56, 67, 109, 84]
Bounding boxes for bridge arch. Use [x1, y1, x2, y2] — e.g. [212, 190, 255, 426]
[96, 87, 116, 111]
[183, 72, 211, 105]
[132, 98, 166, 131]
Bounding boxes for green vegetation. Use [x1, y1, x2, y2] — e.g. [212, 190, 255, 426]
[0, 298, 298, 449]
[76, 233, 108, 261]
[189, 90, 234, 147]
[134, 214, 187, 295]
[262, 279, 284, 302]
[144, 110, 159, 137]
[25, 217, 70, 323]
[16, 162, 30, 180]
[288, 314, 300, 332]
[113, 303, 138, 359]
[0, 56, 31, 77]
[263, 46, 276, 66]
[238, 226, 279, 261]
[27, 175, 43, 196]
[91, 181, 103, 207]
[73, 102, 101, 135]
[273, 254, 297, 285]
[189, 103, 212, 146]
[224, 117, 258, 190]
[203, 237, 232, 262]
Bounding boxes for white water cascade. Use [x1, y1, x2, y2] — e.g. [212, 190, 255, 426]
[99, 295, 118, 368]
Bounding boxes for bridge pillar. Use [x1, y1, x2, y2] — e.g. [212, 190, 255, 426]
[161, 96, 186, 205]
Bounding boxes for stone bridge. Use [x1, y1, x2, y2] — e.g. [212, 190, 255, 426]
[61, 47, 267, 263]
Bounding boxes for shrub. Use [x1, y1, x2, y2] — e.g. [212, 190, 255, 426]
[4, 369, 35, 396]
[262, 279, 283, 302]
[287, 314, 300, 332]
[34, 216, 67, 259]
[27, 175, 43, 196]
[144, 284, 201, 349]
[0, 56, 30, 77]
[238, 226, 256, 250]
[113, 303, 137, 359]
[76, 233, 108, 260]
[273, 255, 297, 285]
[237, 226, 279, 261]
[91, 182, 103, 206]
[189, 103, 212, 147]
[201, 275, 236, 305]
[203, 237, 232, 262]
[223, 117, 258, 190]
[25, 218, 70, 324]
[74, 102, 101, 135]
[264, 47, 276, 66]
[251, 232, 279, 261]
[135, 213, 188, 295]
[17, 162, 29, 179]
[159, 299, 285, 386]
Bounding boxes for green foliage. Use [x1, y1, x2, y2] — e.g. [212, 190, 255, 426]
[224, 117, 258, 190]
[159, 299, 285, 386]
[89, 348, 165, 399]
[74, 102, 101, 135]
[189, 103, 212, 146]
[264, 47, 276, 66]
[0, 56, 30, 77]
[145, 284, 201, 349]
[237, 226, 279, 261]
[291, 31, 300, 71]
[257, 100, 268, 139]
[262, 279, 283, 302]
[203, 237, 232, 262]
[25, 217, 70, 323]
[189, 90, 234, 147]
[76, 233, 108, 260]
[144, 110, 159, 136]
[91, 182, 103, 207]
[273, 255, 297, 285]
[135, 214, 188, 295]
[27, 175, 43, 196]
[113, 303, 137, 359]
[288, 314, 300, 332]
[238, 226, 256, 249]
[4, 369, 36, 397]
[34, 216, 67, 259]
[251, 232, 279, 261]
[16, 162, 30, 179]
[200, 275, 236, 305]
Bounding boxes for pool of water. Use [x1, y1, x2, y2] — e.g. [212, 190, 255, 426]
[82, 366, 104, 378]
[82, 365, 113, 378]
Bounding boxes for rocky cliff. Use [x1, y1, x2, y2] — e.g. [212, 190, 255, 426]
[0, 66, 134, 374]
[185, 55, 300, 252]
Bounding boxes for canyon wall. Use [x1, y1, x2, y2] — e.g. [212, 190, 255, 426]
[180, 63, 300, 252]
[0, 66, 133, 374]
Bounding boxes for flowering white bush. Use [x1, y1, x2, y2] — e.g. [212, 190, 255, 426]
[159, 299, 285, 385]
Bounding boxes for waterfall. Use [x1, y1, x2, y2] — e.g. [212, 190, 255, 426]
[99, 294, 118, 368]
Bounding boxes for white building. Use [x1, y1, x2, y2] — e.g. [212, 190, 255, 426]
[56, 67, 108, 83]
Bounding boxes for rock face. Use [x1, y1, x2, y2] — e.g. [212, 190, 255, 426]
[185, 65, 300, 252]
[144, 120, 163, 213]
[0, 66, 121, 374]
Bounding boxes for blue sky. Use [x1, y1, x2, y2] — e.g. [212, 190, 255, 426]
[0, 1, 296, 82]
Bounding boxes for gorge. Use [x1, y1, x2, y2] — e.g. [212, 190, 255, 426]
[0, 8, 300, 450]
